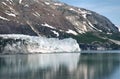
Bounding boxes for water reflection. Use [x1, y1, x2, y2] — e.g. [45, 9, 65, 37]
[76, 54, 120, 79]
[0, 53, 120, 79]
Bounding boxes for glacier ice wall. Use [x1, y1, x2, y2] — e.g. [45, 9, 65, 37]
[0, 34, 80, 53]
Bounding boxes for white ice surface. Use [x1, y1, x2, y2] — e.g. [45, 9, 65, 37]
[0, 34, 80, 53]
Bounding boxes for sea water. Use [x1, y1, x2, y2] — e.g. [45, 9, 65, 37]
[0, 51, 120, 79]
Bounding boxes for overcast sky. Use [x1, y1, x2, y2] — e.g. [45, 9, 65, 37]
[60, 0, 120, 27]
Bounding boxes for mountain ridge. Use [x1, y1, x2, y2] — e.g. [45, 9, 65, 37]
[0, 0, 119, 35]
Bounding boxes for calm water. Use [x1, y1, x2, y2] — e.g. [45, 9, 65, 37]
[0, 52, 120, 79]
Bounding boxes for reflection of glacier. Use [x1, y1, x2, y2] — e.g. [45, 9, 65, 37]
[0, 53, 80, 75]
[0, 34, 80, 53]
[27, 53, 80, 71]
[0, 53, 120, 79]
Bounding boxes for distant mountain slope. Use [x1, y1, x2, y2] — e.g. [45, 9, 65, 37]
[0, 0, 118, 36]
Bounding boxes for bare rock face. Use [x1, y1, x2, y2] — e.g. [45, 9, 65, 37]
[0, 0, 119, 37]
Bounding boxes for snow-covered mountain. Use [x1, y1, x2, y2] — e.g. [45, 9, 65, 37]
[0, 0, 120, 51]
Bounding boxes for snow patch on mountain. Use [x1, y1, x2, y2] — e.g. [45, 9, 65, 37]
[24, 4, 29, 7]
[4, 4, 18, 15]
[119, 27, 120, 32]
[33, 12, 41, 17]
[19, 0, 22, 4]
[0, 34, 80, 53]
[69, 8, 75, 11]
[6, 0, 13, 5]
[66, 29, 78, 35]
[2, 2, 7, 6]
[54, 3, 63, 6]
[41, 23, 56, 29]
[5, 12, 16, 17]
[44, 2, 50, 5]
[0, 16, 9, 21]
[51, 30, 59, 37]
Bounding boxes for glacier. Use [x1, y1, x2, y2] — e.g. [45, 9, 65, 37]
[0, 34, 80, 54]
